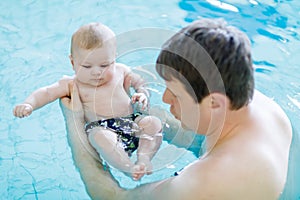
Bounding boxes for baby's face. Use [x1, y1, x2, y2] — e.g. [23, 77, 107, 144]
[72, 44, 116, 87]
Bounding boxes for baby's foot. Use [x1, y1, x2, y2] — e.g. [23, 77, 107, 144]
[132, 161, 152, 181]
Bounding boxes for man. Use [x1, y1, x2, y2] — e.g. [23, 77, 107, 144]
[61, 18, 292, 199]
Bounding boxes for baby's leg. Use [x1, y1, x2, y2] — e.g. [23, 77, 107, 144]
[88, 127, 134, 175]
[133, 116, 162, 180]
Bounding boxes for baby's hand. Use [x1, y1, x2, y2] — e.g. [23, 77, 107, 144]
[131, 93, 148, 110]
[13, 103, 33, 118]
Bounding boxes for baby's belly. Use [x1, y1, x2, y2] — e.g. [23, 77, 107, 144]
[82, 95, 134, 122]
[84, 105, 134, 123]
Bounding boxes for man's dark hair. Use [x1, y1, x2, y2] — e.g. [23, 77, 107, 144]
[156, 18, 254, 110]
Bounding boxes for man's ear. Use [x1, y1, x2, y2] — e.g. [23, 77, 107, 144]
[69, 55, 75, 69]
[209, 93, 227, 109]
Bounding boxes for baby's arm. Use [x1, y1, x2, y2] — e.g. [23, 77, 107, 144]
[123, 66, 150, 110]
[13, 76, 72, 118]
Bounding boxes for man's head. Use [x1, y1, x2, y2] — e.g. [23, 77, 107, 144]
[156, 18, 254, 110]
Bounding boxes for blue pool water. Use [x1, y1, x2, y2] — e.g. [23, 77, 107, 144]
[1, 0, 300, 199]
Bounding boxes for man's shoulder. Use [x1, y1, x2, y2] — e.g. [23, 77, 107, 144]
[253, 90, 292, 135]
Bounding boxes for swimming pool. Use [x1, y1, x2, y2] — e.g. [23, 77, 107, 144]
[1, 0, 299, 199]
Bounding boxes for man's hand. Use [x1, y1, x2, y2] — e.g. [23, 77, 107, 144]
[60, 81, 83, 112]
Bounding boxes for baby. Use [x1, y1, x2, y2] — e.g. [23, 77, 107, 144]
[13, 22, 162, 181]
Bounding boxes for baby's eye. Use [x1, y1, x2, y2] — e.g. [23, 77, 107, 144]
[101, 61, 115, 68]
[81, 65, 91, 68]
[100, 64, 110, 68]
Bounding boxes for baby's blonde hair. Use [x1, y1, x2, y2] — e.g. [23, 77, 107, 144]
[70, 22, 115, 55]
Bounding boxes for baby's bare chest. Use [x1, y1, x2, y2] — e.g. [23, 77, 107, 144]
[78, 81, 132, 118]
[81, 80, 129, 101]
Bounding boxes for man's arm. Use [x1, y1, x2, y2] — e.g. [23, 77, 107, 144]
[60, 83, 124, 199]
[118, 162, 206, 200]
[148, 106, 203, 156]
